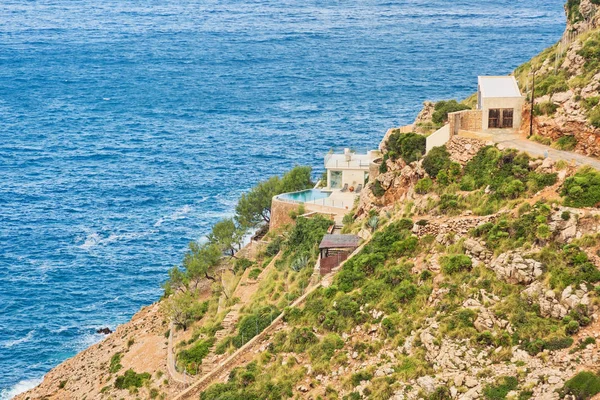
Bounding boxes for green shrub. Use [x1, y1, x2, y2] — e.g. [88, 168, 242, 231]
[109, 352, 122, 373]
[561, 167, 600, 207]
[562, 371, 600, 399]
[554, 135, 578, 151]
[483, 376, 518, 400]
[384, 132, 427, 164]
[429, 386, 452, 400]
[531, 135, 552, 145]
[248, 268, 262, 279]
[534, 101, 558, 116]
[371, 180, 386, 198]
[350, 370, 373, 387]
[561, 211, 571, 221]
[177, 338, 215, 374]
[590, 106, 600, 128]
[415, 177, 434, 194]
[265, 236, 283, 256]
[114, 369, 151, 390]
[432, 100, 471, 125]
[441, 255, 472, 275]
[234, 257, 254, 274]
[566, 320, 581, 335]
[535, 71, 569, 97]
[233, 306, 280, 348]
[423, 146, 452, 178]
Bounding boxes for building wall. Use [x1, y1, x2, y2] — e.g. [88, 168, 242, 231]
[426, 124, 450, 153]
[481, 97, 525, 129]
[448, 110, 482, 135]
[327, 169, 368, 190]
[270, 197, 347, 232]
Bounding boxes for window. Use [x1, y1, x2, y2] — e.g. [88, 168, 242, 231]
[488, 109, 500, 128]
[330, 171, 342, 189]
[502, 109, 514, 128]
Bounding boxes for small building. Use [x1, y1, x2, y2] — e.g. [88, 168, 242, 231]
[324, 148, 380, 192]
[425, 75, 526, 154]
[319, 234, 361, 275]
[477, 76, 525, 130]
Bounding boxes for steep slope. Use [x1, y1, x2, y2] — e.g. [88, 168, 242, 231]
[513, 0, 600, 156]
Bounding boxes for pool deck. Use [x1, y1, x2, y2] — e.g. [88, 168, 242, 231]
[304, 190, 357, 210]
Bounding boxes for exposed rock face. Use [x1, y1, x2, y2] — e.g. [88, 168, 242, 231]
[490, 251, 544, 285]
[522, 281, 590, 319]
[413, 101, 436, 133]
[445, 136, 488, 165]
[356, 159, 425, 218]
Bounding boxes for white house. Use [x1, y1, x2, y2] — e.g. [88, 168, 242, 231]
[477, 76, 525, 130]
[324, 148, 380, 192]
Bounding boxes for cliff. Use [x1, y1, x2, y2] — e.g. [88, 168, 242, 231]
[513, 0, 600, 156]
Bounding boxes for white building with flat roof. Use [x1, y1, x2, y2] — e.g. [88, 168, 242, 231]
[324, 148, 380, 192]
[477, 76, 525, 130]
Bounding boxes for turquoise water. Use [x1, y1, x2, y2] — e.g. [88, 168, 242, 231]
[278, 189, 332, 203]
[0, 0, 565, 397]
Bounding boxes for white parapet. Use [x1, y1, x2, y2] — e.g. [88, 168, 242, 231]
[426, 124, 450, 153]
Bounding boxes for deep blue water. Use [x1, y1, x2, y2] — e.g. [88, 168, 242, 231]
[0, 0, 565, 397]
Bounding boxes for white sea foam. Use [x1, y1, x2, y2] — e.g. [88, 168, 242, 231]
[78, 232, 101, 250]
[1, 330, 35, 349]
[0, 377, 43, 400]
[154, 204, 192, 227]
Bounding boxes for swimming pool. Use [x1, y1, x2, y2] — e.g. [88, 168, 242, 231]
[277, 189, 331, 203]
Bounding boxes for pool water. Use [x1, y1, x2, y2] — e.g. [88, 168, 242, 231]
[278, 189, 332, 203]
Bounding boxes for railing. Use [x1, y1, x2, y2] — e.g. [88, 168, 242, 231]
[324, 158, 372, 168]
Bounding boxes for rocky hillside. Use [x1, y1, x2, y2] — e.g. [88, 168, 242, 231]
[180, 131, 600, 400]
[513, 0, 600, 156]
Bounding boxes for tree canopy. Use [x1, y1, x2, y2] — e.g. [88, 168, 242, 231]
[235, 166, 313, 229]
[208, 218, 244, 256]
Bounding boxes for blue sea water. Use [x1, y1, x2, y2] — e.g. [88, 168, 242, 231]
[0, 0, 565, 397]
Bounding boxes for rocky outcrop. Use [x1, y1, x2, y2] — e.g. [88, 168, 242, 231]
[522, 282, 590, 319]
[413, 101, 436, 133]
[490, 251, 544, 285]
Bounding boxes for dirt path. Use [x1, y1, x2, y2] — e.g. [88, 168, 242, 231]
[460, 130, 600, 170]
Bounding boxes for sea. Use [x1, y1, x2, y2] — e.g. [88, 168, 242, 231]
[0, 0, 566, 397]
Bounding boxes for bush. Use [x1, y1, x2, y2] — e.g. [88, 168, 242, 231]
[531, 135, 552, 145]
[566, 320, 581, 335]
[432, 100, 471, 125]
[562, 371, 600, 399]
[562, 167, 600, 207]
[483, 376, 518, 400]
[441, 255, 472, 275]
[384, 132, 426, 164]
[114, 369, 151, 390]
[415, 177, 434, 194]
[371, 180, 386, 198]
[590, 106, 600, 128]
[555, 135, 578, 151]
[534, 101, 558, 116]
[177, 338, 215, 374]
[109, 352, 122, 373]
[248, 268, 262, 279]
[423, 146, 451, 178]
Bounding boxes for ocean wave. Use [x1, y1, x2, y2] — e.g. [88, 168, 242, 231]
[78, 230, 154, 250]
[0, 377, 43, 400]
[154, 204, 193, 227]
[1, 330, 35, 349]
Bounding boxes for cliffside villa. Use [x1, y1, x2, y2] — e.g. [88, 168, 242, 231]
[270, 148, 380, 230]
